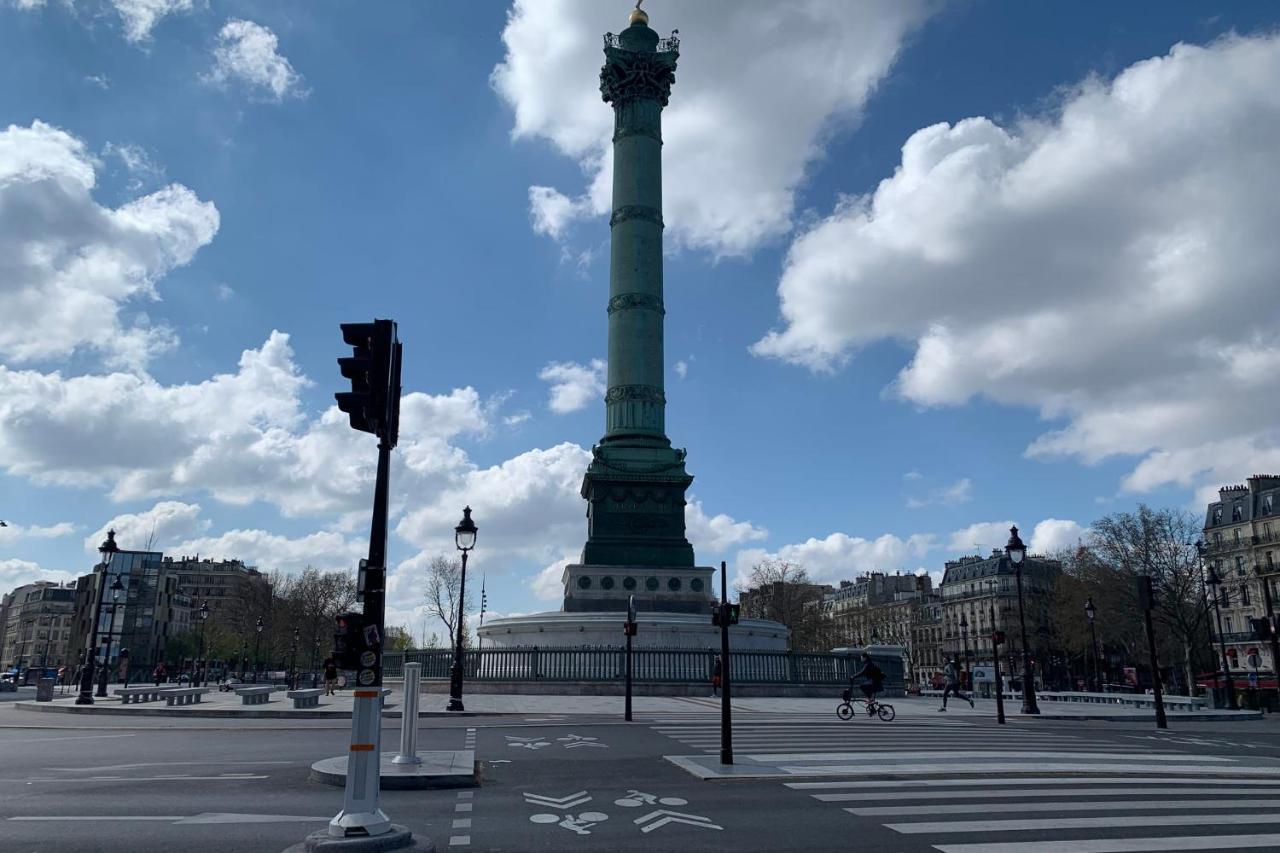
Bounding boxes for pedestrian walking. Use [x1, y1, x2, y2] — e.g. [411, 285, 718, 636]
[152, 662, 167, 686]
[711, 654, 723, 697]
[939, 657, 974, 711]
[323, 657, 338, 696]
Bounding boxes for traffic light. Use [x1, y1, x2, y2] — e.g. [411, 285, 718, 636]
[623, 622, 637, 637]
[335, 319, 401, 446]
[712, 604, 741, 627]
[1252, 617, 1275, 640]
[992, 630, 1006, 646]
[333, 611, 367, 670]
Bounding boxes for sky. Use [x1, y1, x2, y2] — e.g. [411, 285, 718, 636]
[2, 0, 1279, 643]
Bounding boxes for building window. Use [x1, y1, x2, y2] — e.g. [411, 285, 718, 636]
[1242, 586, 1251, 607]
[1266, 495, 1275, 515]
[1214, 532, 1223, 546]
[1237, 556, 1246, 576]
[1233, 504, 1244, 522]
[1268, 552, 1275, 569]
[1213, 507, 1223, 525]
[1234, 529, 1242, 546]
[622, 577, 636, 590]
[600, 576, 615, 590]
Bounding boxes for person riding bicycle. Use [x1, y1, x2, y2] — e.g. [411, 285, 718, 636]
[850, 652, 885, 704]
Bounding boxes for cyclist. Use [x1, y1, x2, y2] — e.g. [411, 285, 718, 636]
[850, 652, 885, 707]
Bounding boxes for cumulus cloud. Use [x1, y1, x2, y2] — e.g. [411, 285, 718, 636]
[0, 520, 74, 542]
[492, 0, 932, 257]
[945, 521, 1016, 555]
[86, 501, 207, 553]
[0, 121, 219, 369]
[753, 34, 1280, 497]
[673, 360, 688, 380]
[175, 528, 364, 575]
[906, 478, 972, 509]
[538, 359, 605, 414]
[111, 0, 193, 42]
[735, 531, 936, 587]
[206, 19, 306, 102]
[0, 332, 488, 517]
[685, 498, 766, 556]
[0, 559, 77, 591]
[1030, 518, 1089, 554]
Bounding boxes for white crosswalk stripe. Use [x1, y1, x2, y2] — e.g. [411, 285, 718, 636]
[785, 773, 1280, 852]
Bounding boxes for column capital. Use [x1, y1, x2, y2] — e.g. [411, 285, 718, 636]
[600, 32, 679, 107]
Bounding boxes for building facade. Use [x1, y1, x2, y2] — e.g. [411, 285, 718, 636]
[1202, 475, 1280, 680]
[0, 582, 76, 673]
[939, 550, 1060, 694]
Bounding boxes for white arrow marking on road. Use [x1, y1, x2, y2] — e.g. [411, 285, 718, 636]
[634, 809, 723, 833]
[523, 791, 592, 810]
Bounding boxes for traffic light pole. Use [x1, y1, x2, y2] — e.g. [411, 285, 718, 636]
[1138, 576, 1168, 729]
[719, 561, 733, 766]
[624, 594, 636, 723]
[1258, 569, 1280, 695]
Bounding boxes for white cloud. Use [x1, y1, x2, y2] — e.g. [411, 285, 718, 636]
[906, 477, 972, 509]
[685, 498, 766, 556]
[673, 360, 688, 380]
[86, 501, 207, 553]
[111, 0, 194, 42]
[85, 74, 111, 89]
[175, 528, 364, 575]
[206, 19, 306, 102]
[104, 141, 165, 191]
[945, 521, 1016, 555]
[0, 120, 219, 369]
[0, 333, 488, 519]
[0, 521, 75, 546]
[0, 559, 77, 591]
[492, 0, 932, 257]
[1030, 518, 1089, 554]
[529, 555, 573, 602]
[735, 531, 936, 587]
[753, 34, 1280, 498]
[538, 359, 605, 414]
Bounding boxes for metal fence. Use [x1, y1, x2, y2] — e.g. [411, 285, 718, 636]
[382, 648, 903, 687]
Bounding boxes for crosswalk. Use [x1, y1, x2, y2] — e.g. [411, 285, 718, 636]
[784, 768, 1280, 851]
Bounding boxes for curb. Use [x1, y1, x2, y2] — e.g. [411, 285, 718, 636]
[11, 701, 513, 720]
[1030, 711, 1264, 722]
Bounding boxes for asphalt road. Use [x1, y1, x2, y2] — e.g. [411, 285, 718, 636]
[2, 706, 1279, 852]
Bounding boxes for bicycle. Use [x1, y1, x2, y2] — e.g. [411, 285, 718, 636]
[836, 688, 895, 721]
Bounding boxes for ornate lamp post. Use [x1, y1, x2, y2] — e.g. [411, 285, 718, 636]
[447, 506, 477, 712]
[1204, 558, 1239, 710]
[95, 573, 125, 697]
[195, 601, 209, 687]
[76, 530, 119, 705]
[252, 617, 264, 683]
[1006, 525, 1040, 715]
[289, 628, 300, 690]
[1084, 597, 1100, 692]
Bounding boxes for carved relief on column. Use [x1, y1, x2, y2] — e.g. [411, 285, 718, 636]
[605, 384, 666, 433]
[600, 40, 678, 107]
[607, 293, 665, 316]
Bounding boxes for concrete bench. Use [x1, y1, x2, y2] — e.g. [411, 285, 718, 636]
[236, 685, 276, 706]
[115, 686, 167, 704]
[163, 687, 209, 707]
[287, 688, 323, 709]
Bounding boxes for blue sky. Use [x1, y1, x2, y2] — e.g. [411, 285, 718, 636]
[2, 0, 1279, 639]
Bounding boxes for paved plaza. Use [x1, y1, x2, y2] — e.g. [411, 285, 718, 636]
[2, 691, 1279, 852]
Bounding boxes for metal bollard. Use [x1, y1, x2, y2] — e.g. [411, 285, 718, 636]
[392, 662, 422, 765]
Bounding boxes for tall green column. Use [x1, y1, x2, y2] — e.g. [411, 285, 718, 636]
[576, 8, 696, 575]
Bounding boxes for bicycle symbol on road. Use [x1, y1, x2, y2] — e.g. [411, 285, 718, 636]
[615, 790, 688, 807]
[529, 812, 609, 835]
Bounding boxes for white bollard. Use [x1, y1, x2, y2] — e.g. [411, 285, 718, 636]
[329, 689, 390, 837]
[392, 663, 422, 765]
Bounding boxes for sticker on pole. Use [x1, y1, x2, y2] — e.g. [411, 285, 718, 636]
[358, 668, 376, 685]
[360, 650, 377, 668]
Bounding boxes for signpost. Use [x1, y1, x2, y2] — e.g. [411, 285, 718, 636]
[624, 595, 637, 722]
[718, 561, 733, 766]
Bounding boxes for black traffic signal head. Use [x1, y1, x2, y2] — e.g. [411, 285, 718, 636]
[335, 320, 399, 443]
[1252, 617, 1275, 640]
[992, 630, 1006, 646]
[726, 603, 741, 625]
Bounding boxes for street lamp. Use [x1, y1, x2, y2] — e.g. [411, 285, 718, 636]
[1085, 597, 1100, 692]
[959, 613, 971, 688]
[448, 506, 477, 712]
[1203, 553, 1239, 710]
[1006, 525, 1040, 715]
[95, 573, 125, 697]
[76, 530, 119, 705]
[196, 601, 209, 687]
[289, 628, 300, 690]
[253, 617, 264, 683]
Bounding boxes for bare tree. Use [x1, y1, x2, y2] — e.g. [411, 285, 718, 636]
[735, 560, 829, 650]
[423, 556, 474, 648]
[384, 625, 415, 651]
